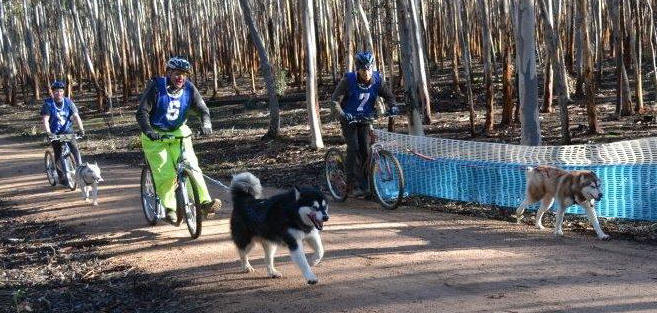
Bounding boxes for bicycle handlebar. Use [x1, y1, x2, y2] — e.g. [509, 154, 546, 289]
[49, 134, 82, 142]
[347, 112, 401, 125]
[348, 116, 375, 124]
[158, 134, 193, 141]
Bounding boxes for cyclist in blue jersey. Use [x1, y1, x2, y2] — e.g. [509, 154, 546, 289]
[330, 52, 400, 197]
[135, 57, 221, 223]
[41, 80, 85, 186]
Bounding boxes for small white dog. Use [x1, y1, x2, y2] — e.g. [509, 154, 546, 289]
[75, 162, 103, 206]
[514, 165, 609, 240]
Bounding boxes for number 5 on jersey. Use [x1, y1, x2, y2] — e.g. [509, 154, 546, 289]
[166, 99, 181, 121]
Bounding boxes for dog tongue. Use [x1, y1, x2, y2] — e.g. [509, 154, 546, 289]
[309, 214, 323, 230]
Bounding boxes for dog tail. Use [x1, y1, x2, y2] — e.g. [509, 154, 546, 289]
[230, 172, 263, 199]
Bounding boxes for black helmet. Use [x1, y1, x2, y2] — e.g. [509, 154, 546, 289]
[355, 52, 375, 70]
[51, 80, 65, 90]
[166, 57, 192, 73]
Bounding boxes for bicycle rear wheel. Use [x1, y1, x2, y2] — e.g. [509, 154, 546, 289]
[65, 154, 77, 191]
[44, 151, 57, 186]
[140, 166, 160, 225]
[324, 148, 348, 202]
[370, 150, 405, 210]
[178, 171, 202, 239]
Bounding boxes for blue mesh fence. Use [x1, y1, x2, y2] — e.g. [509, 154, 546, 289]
[375, 130, 657, 221]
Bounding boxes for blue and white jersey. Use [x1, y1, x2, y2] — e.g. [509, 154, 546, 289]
[41, 98, 78, 134]
[342, 71, 382, 117]
[149, 77, 193, 131]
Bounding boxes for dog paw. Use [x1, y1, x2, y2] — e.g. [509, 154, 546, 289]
[241, 264, 255, 273]
[555, 230, 564, 237]
[84, 198, 90, 202]
[537, 224, 545, 230]
[268, 270, 282, 278]
[305, 273, 318, 284]
[92, 201, 98, 206]
[308, 257, 322, 267]
[598, 234, 610, 240]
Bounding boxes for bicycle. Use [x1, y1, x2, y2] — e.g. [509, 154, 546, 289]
[324, 115, 405, 210]
[44, 133, 82, 191]
[140, 134, 204, 239]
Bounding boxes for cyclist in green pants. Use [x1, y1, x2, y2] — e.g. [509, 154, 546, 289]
[135, 57, 221, 223]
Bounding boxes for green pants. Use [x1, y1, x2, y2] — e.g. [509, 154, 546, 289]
[141, 124, 211, 211]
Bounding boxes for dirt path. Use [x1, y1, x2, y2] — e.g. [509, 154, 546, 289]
[2, 134, 657, 313]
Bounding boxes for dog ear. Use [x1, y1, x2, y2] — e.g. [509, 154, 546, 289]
[293, 185, 301, 201]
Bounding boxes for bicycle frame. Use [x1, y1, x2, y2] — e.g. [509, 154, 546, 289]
[50, 134, 78, 165]
[368, 135, 393, 183]
[148, 135, 196, 219]
[48, 134, 81, 176]
[344, 118, 392, 192]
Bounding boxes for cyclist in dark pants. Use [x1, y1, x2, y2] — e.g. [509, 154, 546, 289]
[330, 52, 400, 197]
[41, 81, 85, 185]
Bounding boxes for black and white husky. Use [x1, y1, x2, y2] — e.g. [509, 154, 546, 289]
[230, 172, 329, 285]
[75, 162, 103, 206]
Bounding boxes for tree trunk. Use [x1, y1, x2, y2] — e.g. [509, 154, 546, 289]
[450, 3, 462, 96]
[480, 0, 495, 135]
[613, 0, 634, 116]
[21, 0, 41, 102]
[518, 0, 541, 145]
[239, 0, 281, 140]
[579, 0, 603, 134]
[384, 0, 396, 84]
[0, 0, 17, 106]
[117, 0, 130, 103]
[500, 0, 515, 127]
[539, 0, 555, 114]
[345, 0, 355, 72]
[574, 0, 585, 97]
[229, 2, 241, 94]
[538, 0, 570, 144]
[408, 0, 432, 124]
[355, 0, 374, 53]
[594, 0, 604, 82]
[396, 0, 424, 136]
[632, 0, 644, 113]
[648, 0, 657, 103]
[456, 0, 476, 136]
[70, 0, 105, 110]
[303, 0, 324, 149]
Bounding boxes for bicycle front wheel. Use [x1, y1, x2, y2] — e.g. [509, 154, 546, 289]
[65, 154, 77, 191]
[140, 166, 160, 225]
[178, 171, 202, 239]
[44, 151, 57, 186]
[370, 150, 405, 210]
[324, 148, 348, 202]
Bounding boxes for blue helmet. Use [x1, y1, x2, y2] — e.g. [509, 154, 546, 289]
[355, 52, 375, 70]
[166, 56, 192, 73]
[51, 80, 65, 90]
